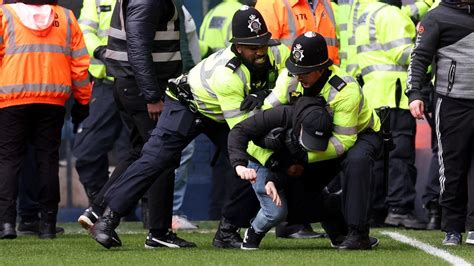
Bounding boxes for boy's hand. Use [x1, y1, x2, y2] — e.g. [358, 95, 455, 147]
[265, 181, 281, 207]
[235, 165, 257, 184]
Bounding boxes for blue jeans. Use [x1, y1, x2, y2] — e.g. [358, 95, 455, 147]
[247, 161, 287, 234]
[172, 140, 195, 215]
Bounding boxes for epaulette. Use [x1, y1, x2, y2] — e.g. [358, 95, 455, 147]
[225, 57, 242, 72]
[328, 75, 347, 91]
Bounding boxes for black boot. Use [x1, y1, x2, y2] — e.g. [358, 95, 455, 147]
[39, 210, 57, 239]
[0, 223, 17, 239]
[91, 207, 122, 249]
[337, 225, 372, 250]
[212, 217, 243, 248]
[241, 226, 265, 250]
[426, 199, 441, 230]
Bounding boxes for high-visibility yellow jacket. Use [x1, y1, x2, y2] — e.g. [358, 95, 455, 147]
[199, 0, 242, 58]
[184, 44, 290, 129]
[256, 0, 340, 65]
[249, 66, 380, 165]
[0, 4, 91, 108]
[335, 0, 377, 77]
[401, 0, 433, 23]
[355, 2, 415, 109]
[78, 0, 115, 80]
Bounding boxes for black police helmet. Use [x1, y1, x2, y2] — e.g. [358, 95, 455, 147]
[230, 5, 280, 46]
[286, 32, 333, 75]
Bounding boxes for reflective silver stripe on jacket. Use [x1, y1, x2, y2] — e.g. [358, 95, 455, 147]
[2, 6, 72, 57]
[347, 1, 361, 45]
[283, 0, 297, 43]
[0, 83, 71, 94]
[361, 64, 406, 76]
[105, 49, 181, 62]
[330, 136, 345, 156]
[78, 19, 99, 29]
[334, 125, 358, 135]
[73, 77, 90, 87]
[270, 46, 282, 65]
[357, 37, 412, 53]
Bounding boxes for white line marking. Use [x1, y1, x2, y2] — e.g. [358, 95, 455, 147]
[381, 231, 471, 266]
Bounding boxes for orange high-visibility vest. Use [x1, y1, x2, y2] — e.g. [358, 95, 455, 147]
[0, 4, 91, 109]
[256, 0, 339, 65]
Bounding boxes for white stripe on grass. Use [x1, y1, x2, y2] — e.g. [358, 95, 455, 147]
[381, 231, 471, 266]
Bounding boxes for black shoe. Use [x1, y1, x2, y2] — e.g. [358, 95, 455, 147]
[241, 227, 265, 250]
[385, 209, 426, 230]
[144, 231, 196, 249]
[337, 227, 372, 250]
[17, 221, 40, 236]
[276, 222, 325, 239]
[331, 235, 379, 249]
[39, 222, 57, 239]
[38, 211, 58, 239]
[18, 221, 65, 237]
[425, 200, 441, 230]
[91, 207, 121, 249]
[0, 223, 17, 239]
[78, 207, 99, 231]
[212, 217, 243, 249]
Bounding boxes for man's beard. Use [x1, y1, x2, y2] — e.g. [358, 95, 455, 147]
[241, 55, 269, 72]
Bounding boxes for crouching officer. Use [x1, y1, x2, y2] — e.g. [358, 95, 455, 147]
[228, 96, 349, 250]
[250, 32, 382, 250]
[89, 6, 290, 249]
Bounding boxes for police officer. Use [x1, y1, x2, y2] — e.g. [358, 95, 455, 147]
[254, 32, 382, 249]
[407, 0, 474, 245]
[228, 96, 350, 250]
[89, 6, 290, 249]
[77, 0, 199, 248]
[354, 0, 426, 230]
[199, 0, 243, 58]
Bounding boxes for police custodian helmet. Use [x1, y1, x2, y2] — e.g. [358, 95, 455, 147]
[230, 6, 280, 46]
[286, 32, 333, 75]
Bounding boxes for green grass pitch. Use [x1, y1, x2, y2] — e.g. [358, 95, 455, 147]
[1, 222, 473, 265]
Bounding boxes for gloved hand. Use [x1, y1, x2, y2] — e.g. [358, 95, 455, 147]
[284, 129, 307, 163]
[240, 89, 270, 111]
[71, 101, 90, 133]
[93, 45, 107, 63]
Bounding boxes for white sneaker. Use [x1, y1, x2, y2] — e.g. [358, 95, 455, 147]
[466, 231, 474, 245]
[172, 215, 198, 230]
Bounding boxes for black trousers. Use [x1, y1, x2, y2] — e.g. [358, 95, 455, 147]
[435, 95, 474, 232]
[371, 109, 417, 213]
[0, 104, 65, 224]
[287, 131, 381, 228]
[91, 78, 174, 230]
[104, 96, 259, 228]
[72, 79, 130, 202]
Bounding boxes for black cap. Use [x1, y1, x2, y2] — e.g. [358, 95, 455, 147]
[293, 96, 333, 151]
[285, 32, 333, 75]
[229, 6, 280, 46]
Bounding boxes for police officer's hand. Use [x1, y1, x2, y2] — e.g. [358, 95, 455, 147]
[147, 100, 164, 121]
[235, 165, 257, 184]
[265, 181, 281, 207]
[240, 89, 270, 111]
[71, 101, 90, 133]
[409, 100, 424, 120]
[93, 45, 107, 63]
